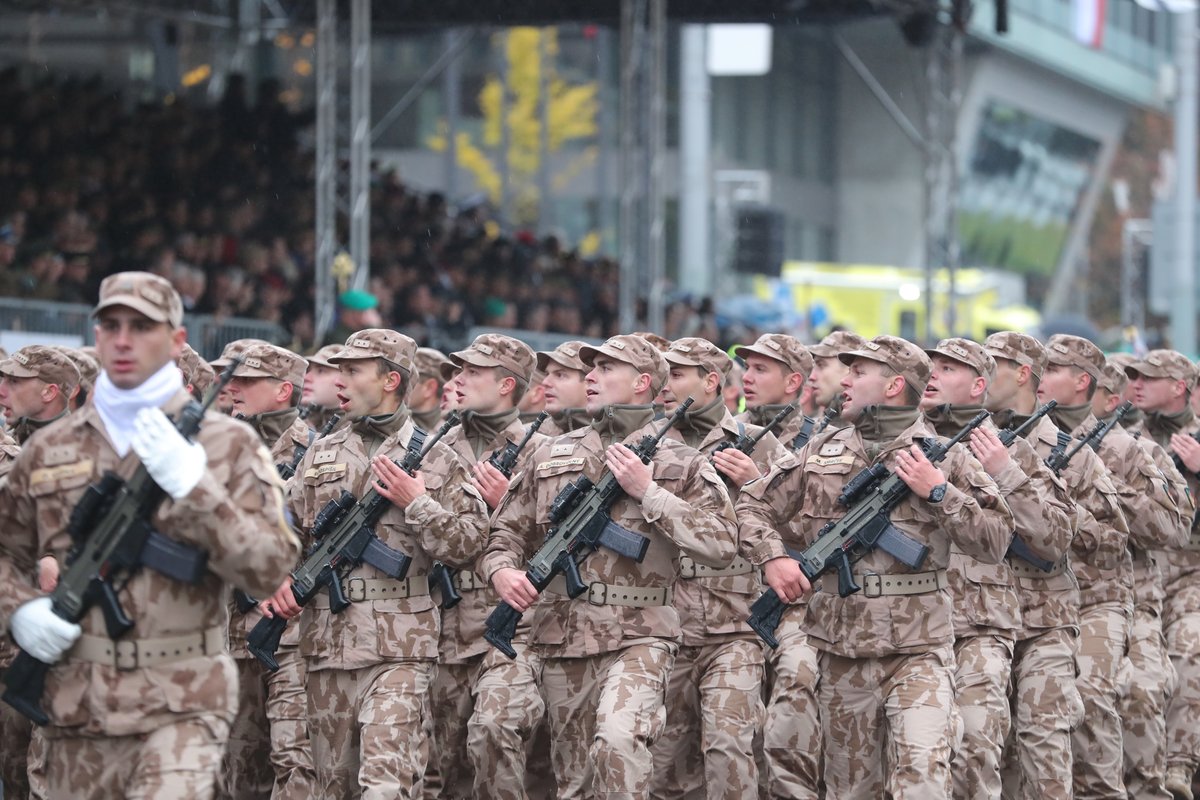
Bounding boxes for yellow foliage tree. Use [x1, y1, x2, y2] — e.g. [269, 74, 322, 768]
[428, 27, 599, 226]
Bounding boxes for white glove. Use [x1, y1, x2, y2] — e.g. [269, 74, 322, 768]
[11, 597, 81, 664]
[132, 407, 207, 501]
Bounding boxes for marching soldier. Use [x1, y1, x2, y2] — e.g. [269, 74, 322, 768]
[299, 345, 344, 432]
[410, 347, 453, 433]
[738, 335, 1014, 798]
[733, 333, 817, 450]
[0, 346, 80, 444]
[0, 423, 28, 799]
[805, 330, 866, 425]
[518, 366, 549, 425]
[0, 271, 299, 798]
[210, 339, 271, 416]
[535, 341, 591, 437]
[177, 343, 216, 402]
[483, 334, 738, 799]
[49, 346, 99, 412]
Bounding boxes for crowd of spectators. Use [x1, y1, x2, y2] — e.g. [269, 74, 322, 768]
[0, 70, 748, 355]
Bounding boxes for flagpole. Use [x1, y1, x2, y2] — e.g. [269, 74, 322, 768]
[1174, 8, 1197, 356]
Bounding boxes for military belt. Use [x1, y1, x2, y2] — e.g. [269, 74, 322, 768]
[312, 576, 430, 607]
[453, 570, 485, 592]
[69, 626, 225, 671]
[819, 569, 947, 598]
[1007, 559, 1067, 578]
[547, 576, 673, 607]
[678, 555, 754, 579]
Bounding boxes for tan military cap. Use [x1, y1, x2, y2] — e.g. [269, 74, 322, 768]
[537, 340, 589, 374]
[579, 334, 669, 387]
[50, 346, 99, 392]
[839, 335, 932, 392]
[809, 330, 867, 359]
[328, 328, 417, 375]
[449, 333, 536, 384]
[1123, 349, 1199, 389]
[211, 338, 271, 369]
[983, 332, 1048, 381]
[413, 347, 453, 383]
[1046, 334, 1105, 381]
[664, 337, 732, 378]
[233, 343, 307, 387]
[0, 345, 81, 389]
[631, 331, 671, 353]
[926, 337, 996, 381]
[733, 333, 813, 376]
[306, 344, 345, 369]
[177, 343, 215, 396]
[1098, 359, 1129, 395]
[92, 271, 184, 328]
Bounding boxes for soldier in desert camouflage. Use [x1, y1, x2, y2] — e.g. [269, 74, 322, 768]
[805, 330, 866, 426]
[0, 345, 80, 445]
[0, 271, 299, 799]
[299, 344, 344, 433]
[409, 347, 453, 433]
[176, 343, 215, 402]
[734, 333, 817, 451]
[535, 340, 591, 438]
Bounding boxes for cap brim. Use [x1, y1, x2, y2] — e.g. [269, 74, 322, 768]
[808, 345, 839, 358]
[579, 343, 640, 369]
[306, 355, 337, 368]
[327, 350, 381, 365]
[92, 297, 172, 325]
[0, 360, 36, 378]
[439, 362, 461, 382]
[449, 351, 504, 370]
[837, 349, 886, 368]
[1123, 363, 1169, 379]
[663, 351, 704, 368]
[231, 366, 280, 380]
[924, 347, 977, 371]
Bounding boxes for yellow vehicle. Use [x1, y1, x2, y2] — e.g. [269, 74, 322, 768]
[754, 261, 1040, 343]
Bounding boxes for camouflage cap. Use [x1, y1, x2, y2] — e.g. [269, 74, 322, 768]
[537, 340, 589, 374]
[0, 345, 81, 389]
[1045, 334, 1106, 381]
[449, 333, 536, 384]
[982, 331, 1048, 381]
[631, 331, 671, 353]
[50, 346, 99, 392]
[579, 334, 669, 390]
[925, 337, 996, 381]
[176, 343, 215, 396]
[1107, 352, 1138, 370]
[808, 330, 867, 359]
[306, 344, 345, 369]
[1098, 359, 1130, 395]
[233, 343, 308, 387]
[1123, 348, 1199, 389]
[211, 338, 271, 369]
[733, 333, 813, 376]
[412, 347, 453, 384]
[664, 337, 733, 378]
[838, 335, 932, 392]
[328, 328, 417, 376]
[92, 271, 184, 328]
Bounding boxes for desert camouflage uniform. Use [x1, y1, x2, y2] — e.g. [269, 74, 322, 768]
[736, 404, 816, 452]
[737, 405, 1015, 800]
[538, 408, 592, 439]
[430, 407, 551, 800]
[0, 389, 299, 800]
[649, 399, 787, 800]
[0, 428, 35, 800]
[481, 404, 738, 800]
[220, 408, 317, 800]
[288, 401, 488, 799]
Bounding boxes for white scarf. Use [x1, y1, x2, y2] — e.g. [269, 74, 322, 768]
[93, 362, 184, 456]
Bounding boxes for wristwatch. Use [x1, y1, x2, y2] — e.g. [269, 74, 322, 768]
[928, 482, 948, 504]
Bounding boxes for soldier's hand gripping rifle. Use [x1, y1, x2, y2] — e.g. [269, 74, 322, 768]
[483, 399, 694, 659]
[997, 401, 1060, 572]
[747, 410, 990, 648]
[711, 404, 796, 459]
[246, 412, 460, 672]
[2, 357, 240, 725]
[430, 411, 549, 610]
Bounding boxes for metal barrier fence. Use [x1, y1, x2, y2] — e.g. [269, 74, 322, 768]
[0, 298, 288, 360]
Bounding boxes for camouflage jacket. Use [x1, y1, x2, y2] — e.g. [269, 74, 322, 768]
[1129, 433, 1194, 611]
[439, 409, 547, 663]
[288, 408, 488, 671]
[0, 426, 19, 479]
[736, 415, 1014, 659]
[0, 390, 298, 736]
[539, 408, 592, 439]
[735, 404, 815, 451]
[480, 409, 739, 658]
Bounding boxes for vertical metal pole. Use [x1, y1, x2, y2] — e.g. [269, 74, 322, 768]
[444, 29, 461, 201]
[1174, 10, 1197, 355]
[314, 0, 337, 344]
[618, 0, 639, 332]
[597, 26, 615, 253]
[349, 0, 371, 290]
[646, 0, 666, 334]
[497, 30, 512, 225]
[679, 24, 712, 298]
[539, 28, 554, 231]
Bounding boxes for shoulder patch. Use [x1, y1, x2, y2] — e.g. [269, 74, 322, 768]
[537, 457, 586, 472]
[31, 458, 94, 486]
[313, 449, 338, 465]
[818, 442, 845, 457]
[550, 442, 576, 458]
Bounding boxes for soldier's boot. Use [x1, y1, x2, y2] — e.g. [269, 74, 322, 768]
[1167, 763, 1195, 800]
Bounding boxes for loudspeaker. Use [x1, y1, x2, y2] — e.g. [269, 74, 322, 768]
[733, 206, 785, 277]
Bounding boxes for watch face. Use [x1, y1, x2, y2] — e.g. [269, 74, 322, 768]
[930, 484, 947, 502]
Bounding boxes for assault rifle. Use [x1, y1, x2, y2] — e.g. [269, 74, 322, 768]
[712, 404, 796, 459]
[234, 412, 343, 614]
[1045, 402, 1133, 475]
[483, 398, 694, 658]
[746, 410, 989, 648]
[430, 411, 549, 610]
[998, 401, 1059, 572]
[2, 357, 240, 725]
[246, 412, 460, 671]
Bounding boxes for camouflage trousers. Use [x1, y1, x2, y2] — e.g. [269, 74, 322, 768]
[649, 637, 765, 799]
[41, 714, 228, 800]
[761, 613, 822, 799]
[1121, 604, 1175, 800]
[0, 692, 33, 799]
[307, 660, 434, 799]
[541, 639, 677, 800]
[819, 644, 958, 800]
[1000, 626, 1083, 800]
[1072, 601, 1130, 799]
[219, 650, 315, 800]
[428, 643, 553, 800]
[1164, 609, 1200, 776]
[951, 634, 1014, 800]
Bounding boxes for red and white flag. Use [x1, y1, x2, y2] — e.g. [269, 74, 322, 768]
[1073, 0, 1106, 49]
